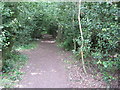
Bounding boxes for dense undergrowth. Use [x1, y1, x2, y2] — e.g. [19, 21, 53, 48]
[1, 52, 27, 88]
[1, 41, 37, 88]
[0, 1, 120, 88]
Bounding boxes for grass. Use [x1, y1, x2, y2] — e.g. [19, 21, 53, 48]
[15, 41, 38, 51]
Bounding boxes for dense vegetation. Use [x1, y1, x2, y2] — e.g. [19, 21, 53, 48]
[0, 1, 119, 87]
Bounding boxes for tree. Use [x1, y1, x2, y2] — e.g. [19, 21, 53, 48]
[78, 0, 87, 74]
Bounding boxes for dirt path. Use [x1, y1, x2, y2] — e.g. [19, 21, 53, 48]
[18, 39, 71, 88]
[17, 35, 108, 88]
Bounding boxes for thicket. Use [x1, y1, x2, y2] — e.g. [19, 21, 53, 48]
[0, 1, 119, 87]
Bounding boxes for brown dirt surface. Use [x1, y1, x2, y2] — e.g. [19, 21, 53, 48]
[17, 39, 70, 88]
[16, 35, 111, 88]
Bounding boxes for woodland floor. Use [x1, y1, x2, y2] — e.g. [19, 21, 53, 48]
[16, 35, 108, 88]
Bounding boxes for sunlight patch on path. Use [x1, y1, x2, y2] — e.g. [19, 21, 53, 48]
[41, 40, 56, 44]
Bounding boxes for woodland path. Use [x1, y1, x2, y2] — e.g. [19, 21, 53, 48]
[18, 35, 71, 88]
[17, 34, 107, 88]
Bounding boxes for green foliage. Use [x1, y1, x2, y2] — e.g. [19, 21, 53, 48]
[15, 41, 38, 50]
[102, 72, 116, 83]
[1, 2, 119, 86]
[55, 2, 119, 76]
[2, 52, 28, 73]
[1, 51, 28, 88]
[55, 2, 119, 83]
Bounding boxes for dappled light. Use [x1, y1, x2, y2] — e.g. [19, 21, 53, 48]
[41, 40, 56, 44]
[31, 72, 42, 75]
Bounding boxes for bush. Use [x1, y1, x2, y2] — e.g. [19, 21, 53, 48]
[2, 51, 28, 88]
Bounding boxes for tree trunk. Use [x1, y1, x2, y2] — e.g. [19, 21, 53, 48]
[57, 24, 63, 42]
[78, 0, 87, 74]
[0, 50, 2, 71]
[72, 6, 77, 51]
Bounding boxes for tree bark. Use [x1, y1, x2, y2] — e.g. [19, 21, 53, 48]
[57, 24, 62, 42]
[72, 5, 76, 51]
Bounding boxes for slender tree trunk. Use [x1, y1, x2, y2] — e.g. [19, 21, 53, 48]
[0, 11, 2, 71]
[0, 50, 2, 71]
[72, 7, 76, 51]
[78, 0, 87, 74]
[57, 24, 62, 42]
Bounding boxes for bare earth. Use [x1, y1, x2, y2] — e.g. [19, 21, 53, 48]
[17, 38, 108, 88]
[18, 40, 70, 88]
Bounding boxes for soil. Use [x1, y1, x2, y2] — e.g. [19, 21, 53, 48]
[16, 35, 112, 88]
